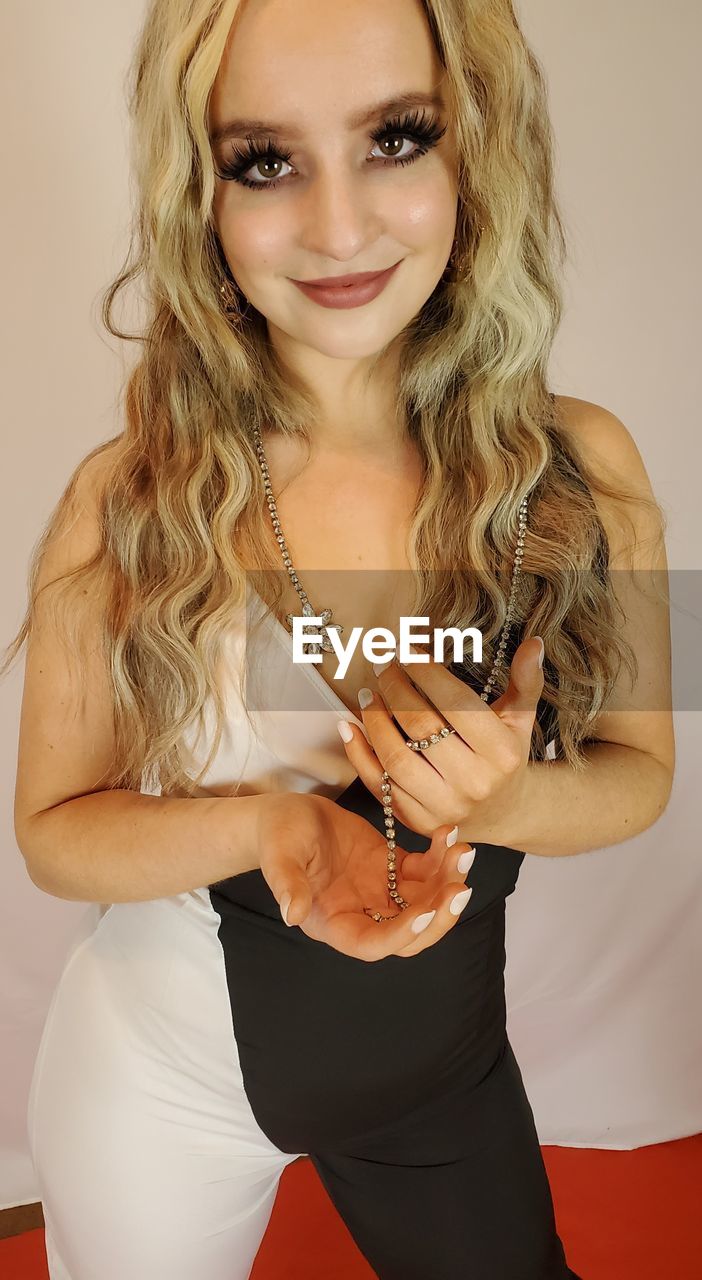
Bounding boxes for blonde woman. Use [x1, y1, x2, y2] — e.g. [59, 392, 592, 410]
[7, 1, 673, 1278]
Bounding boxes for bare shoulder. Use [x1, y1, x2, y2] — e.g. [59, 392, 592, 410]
[33, 435, 125, 604]
[553, 394, 649, 489]
[66, 435, 125, 519]
[551, 394, 667, 569]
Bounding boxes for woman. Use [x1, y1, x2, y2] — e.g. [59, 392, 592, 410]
[5, 0, 674, 1277]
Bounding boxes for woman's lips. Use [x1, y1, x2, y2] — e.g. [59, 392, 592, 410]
[290, 260, 402, 309]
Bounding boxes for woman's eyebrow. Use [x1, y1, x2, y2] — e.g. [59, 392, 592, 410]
[208, 90, 444, 148]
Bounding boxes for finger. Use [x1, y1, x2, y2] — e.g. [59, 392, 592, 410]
[394, 877, 475, 958]
[344, 689, 430, 792]
[397, 844, 474, 912]
[260, 854, 314, 928]
[336, 714, 436, 833]
[328, 885, 469, 964]
[400, 824, 474, 883]
[395, 645, 509, 758]
[486, 635, 545, 731]
[371, 660, 475, 783]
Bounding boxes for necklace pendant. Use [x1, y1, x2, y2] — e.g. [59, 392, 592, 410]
[285, 602, 344, 656]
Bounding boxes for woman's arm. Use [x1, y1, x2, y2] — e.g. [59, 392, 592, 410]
[467, 741, 672, 857]
[459, 396, 675, 857]
[18, 790, 265, 903]
[12, 446, 267, 903]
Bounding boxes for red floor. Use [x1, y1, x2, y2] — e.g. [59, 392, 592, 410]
[2, 1134, 700, 1279]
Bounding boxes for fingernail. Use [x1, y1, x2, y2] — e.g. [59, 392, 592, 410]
[457, 848, 476, 874]
[536, 637, 544, 668]
[358, 687, 374, 709]
[336, 719, 354, 742]
[411, 910, 436, 935]
[445, 825, 459, 847]
[280, 892, 292, 926]
[372, 659, 393, 676]
[449, 886, 473, 915]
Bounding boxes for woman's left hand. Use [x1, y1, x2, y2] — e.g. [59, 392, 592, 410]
[337, 636, 545, 838]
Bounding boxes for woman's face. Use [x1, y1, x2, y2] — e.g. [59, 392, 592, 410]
[209, 0, 459, 364]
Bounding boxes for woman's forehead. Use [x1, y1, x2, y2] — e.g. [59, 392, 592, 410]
[210, 0, 443, 135]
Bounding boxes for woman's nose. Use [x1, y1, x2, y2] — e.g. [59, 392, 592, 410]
[300, 166, 381, 264]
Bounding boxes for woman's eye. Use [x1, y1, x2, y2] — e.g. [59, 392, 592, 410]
[370, 134, 419, 163]
[218, 114, 446, 190]
[243, 155, 293, 187]
[227, 138, 419, 189]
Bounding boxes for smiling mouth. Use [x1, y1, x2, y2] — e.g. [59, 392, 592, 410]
[292, 263, 400, 288]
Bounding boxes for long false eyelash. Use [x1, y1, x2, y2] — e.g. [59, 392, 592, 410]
[216, 108, 448, 189]
[217, 135, 294, 187]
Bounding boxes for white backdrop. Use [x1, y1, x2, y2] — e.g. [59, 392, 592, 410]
[2, 0, 700, 1210]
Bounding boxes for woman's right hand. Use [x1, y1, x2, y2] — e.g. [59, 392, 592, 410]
[257, 792, 476, 961]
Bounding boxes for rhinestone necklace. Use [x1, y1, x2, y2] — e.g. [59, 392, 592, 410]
[253, 424, 529, 922]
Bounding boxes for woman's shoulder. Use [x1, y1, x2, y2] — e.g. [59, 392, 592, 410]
[552, 394, 643, 472]
[34, 436, 125, 593]
[551, 394, 656, 498]
[550, 393, 665, 570]
[79, 434, 126, 490]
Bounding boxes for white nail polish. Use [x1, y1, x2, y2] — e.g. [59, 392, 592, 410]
[449, 887, 473, 915]
[457, 848, 476, 874]
[411, 910, 436, 935]
[372, 659, 392, 676]
[358, 687, 374, 709]
[336, 719, 353, 742]
[445, 825, 459, 847]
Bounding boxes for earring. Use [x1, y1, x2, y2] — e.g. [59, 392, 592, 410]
[441, 244, 464, 284]
[219, 273, 242, 319]
[442, 224, 484, 284]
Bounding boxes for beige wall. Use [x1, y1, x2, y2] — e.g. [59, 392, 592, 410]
[1, 0, 700, 1209]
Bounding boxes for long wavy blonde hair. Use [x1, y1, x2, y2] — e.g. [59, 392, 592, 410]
[2, 0, 667, 797]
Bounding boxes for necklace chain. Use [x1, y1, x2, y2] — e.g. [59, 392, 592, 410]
[253, 425, 529, 922]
